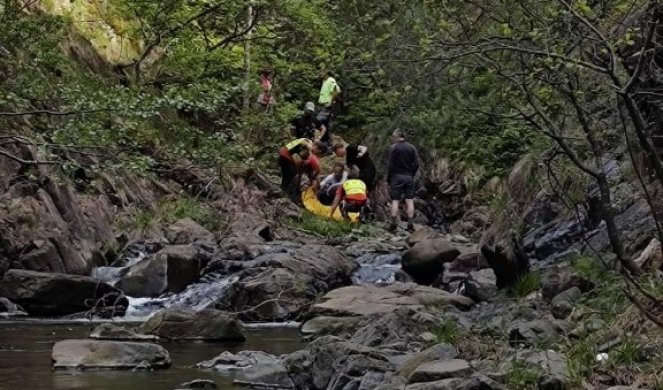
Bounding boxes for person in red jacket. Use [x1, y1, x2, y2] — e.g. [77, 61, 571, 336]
[299, 147, 321, 190]
[278, 138, 312, 200]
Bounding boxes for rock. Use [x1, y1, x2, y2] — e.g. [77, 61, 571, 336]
[197, 351, 294, 389]
[538, 374, 567, 390]
[446, 252, 488, 273]
[0, 172, 118, 276]
[283, 336, 392, 390]
[165, 218, 215, 246]
[308, 283, 474, 319]
[522, 218, 585, 265]
[479, 230, 529, 288]
[509, 319, 560, 346]
[405, 375, 503, 390]
[217, 244, 357, 321]
[550, 287, 582, 319]
[350, 307, 442, 350]
[116, 245, 202, 298]
[0, 297, 27, 317]
[408, 359, 472, 383]
[398, 343, 458, 378]
[89, 323, 158, 341]
[0, 269, 127, 316]
[300, 315, 362, 337]
[406, 229, 440, 247]
[174, 379, 217, 389]
[464, 269, 498, 302]
[511, 350, 568, 378]
[403, 238, 461, 285]
[138, 308, 245, 341]
[634, 238, 662, 269]
[52, 339, 171, 370]
[540, 267, 594, 302]
[325, 354, 394, 390]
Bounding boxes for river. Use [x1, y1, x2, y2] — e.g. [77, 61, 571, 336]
[0, 320, 304, 390]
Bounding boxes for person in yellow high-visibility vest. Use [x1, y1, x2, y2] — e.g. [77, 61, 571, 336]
[329, 167, 368, 221]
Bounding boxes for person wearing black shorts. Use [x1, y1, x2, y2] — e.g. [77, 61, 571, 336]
[387, 129, 420, 231]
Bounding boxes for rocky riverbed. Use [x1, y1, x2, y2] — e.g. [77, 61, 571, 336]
[0, 151, 661, 389]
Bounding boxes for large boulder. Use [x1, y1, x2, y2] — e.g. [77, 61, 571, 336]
[0, 269, 127, 316]
[52, 339, 171, 370]
[508, 319, 561, 346]
[446, 251, 488, 273]
[165, 218, 215, 246]
[402, 238, 461, 285]
[138, 308, 245, 341]
[408, 359, 473, 383]
[307, 283, 474, 319]
[540, 267, 594, 302]
[463, 269, 498, 302]
[217, 244, 357, 321]
[283, 336, 394, 390]
[197, 351, 294, 389]
[479, 227, 529, 288]
[116, 245, 202, 298]
[550, 287, 582, 319]
[0, 167, 119, 276]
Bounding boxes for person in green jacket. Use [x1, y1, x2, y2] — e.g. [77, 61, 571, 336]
[317, 69, 341, 130]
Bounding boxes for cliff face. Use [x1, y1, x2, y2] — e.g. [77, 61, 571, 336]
[28, 0, 142, 64]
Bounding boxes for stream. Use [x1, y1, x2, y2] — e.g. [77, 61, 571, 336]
[0, 321, 304, 390]
[0, 246, 402, 390]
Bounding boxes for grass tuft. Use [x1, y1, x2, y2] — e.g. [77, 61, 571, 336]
[287, 212, 356, 237]
[511, 272, 541, 298]
[504, 361, 540, 390]
[432, 320, 460, 345]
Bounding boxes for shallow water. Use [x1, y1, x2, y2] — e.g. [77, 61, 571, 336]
[0, 321, 304, 390]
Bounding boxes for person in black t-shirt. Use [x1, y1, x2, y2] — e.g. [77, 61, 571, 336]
[291, 102, 330, 151]
[387, 129, 420, 231]
[333, 143, 376, 191]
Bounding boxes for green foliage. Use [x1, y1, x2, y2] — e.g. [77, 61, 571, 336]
[566, 337, 598, 386]
[133, 209, 155, 234]
[611, 336, 644, 366]
[159, 197, 224, 232]
[504, 361, 540, 390]
[511, 272, 541, 298]
[432, 320, 460, 345]
[286, 212, 355, 237]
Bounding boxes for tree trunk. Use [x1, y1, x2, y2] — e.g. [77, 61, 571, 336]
[621, 93, 663, 188]
[596, 173, 642, 275]
[242, 3, 253, 110]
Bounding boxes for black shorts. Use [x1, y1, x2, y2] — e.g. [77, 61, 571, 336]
[389, 174, 415, 200]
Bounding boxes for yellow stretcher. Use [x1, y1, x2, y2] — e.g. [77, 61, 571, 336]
[301, 186, 360, 223]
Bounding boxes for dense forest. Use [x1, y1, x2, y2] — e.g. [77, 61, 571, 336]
[0, 1, 662, 389]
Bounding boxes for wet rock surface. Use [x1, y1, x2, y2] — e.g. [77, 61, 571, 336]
[116, 245, 203, 298]
[402, 236, 460, 285]
[89, 323, 159, 341]
[52, 339, 171, 370]
[0, 297, 27, 317]
[138, 308, 246, 341]
[0, 269, 127, 316]
[198, 350, 294, 389]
